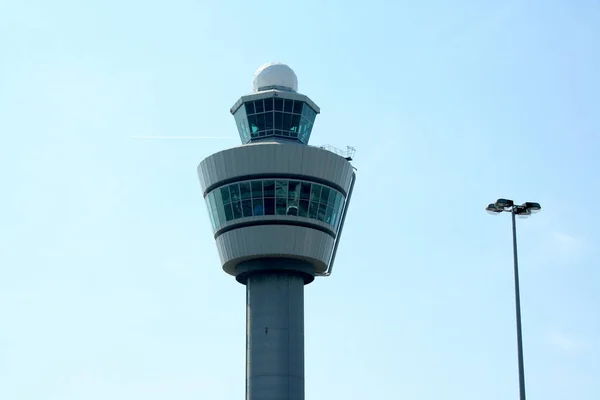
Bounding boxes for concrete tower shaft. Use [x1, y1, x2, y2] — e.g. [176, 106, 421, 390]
[245, 267, 306, 400]
[197, 63, 355, 400]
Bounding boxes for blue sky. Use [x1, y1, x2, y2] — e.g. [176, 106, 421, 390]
[1, 0, 599, 399]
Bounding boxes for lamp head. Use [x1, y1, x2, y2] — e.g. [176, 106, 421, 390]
[486, 203, 503, 215]
[514, 205, 531, 217]
[495, 198, 514, 209]
[524, 202, 541, 213]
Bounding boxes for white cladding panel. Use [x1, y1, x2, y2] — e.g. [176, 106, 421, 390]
[216, 225, 334, 276]
[198, 142, 354, 196]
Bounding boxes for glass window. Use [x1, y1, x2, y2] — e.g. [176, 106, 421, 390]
[230, 184, 240, 202]
[232, 201, 242, 219]
[264, 197, 275, 215]
[275, 180, 287, 198]
[251, 181, 263, 198]
[274, 112, 283, 130]
[265, 111, 273, 130]
[264, 98, 273, 112]
[288, 181, 299, 211]
[276, 198, 287, 215]
[303, 105, 315, 121]
[300, 183, 311, 200]
[220, 186, 230, 204]
[212, 188, 222, 206]
[224, 203, 234, 221]
[274, 98, 284, 111]
[299, 121, 312, 143]
[215, 194, 226, 226]
[255, 113, 265, 132]
[302, 105, 309, 119]
[325, 206, 333, 224]
[205, 179, 345, 232]
[206, 194, 216, 229]
[331, 209, 339, 228]
[242, 200, 253, 217]
[308, 201, 318, 219]
[307, 108, 316, 123]
[288, 181, 300, 200]
[320, 187, 330, 205]
[317, 203, 327, 222]
[242, 99, 316, 144]
[299, 200, 309, 217]
[240, 182, 251, 200]
[290, 114, 300, 132]
[234, 107, 250, 144]
[248, 115, 259, 133]
[263, 180, 275, 197]
[310, 185, 321, 203]
[293, 100, 303, 114]
[328, 191, 338, 208]
[282, 114, 292, 132]
[253, 197, 264, 215]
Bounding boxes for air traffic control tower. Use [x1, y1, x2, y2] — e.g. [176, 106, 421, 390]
[197, 62, 356, 400]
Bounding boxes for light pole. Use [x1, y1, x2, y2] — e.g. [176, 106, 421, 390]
[486, 199, 541, 400]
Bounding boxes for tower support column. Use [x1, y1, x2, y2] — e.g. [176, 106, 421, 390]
[245, 270, 307, 400]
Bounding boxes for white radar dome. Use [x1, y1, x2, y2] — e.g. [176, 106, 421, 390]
[252, 62, 298, 93]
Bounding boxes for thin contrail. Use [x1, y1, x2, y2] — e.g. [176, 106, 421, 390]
[132, 136, 236, 140]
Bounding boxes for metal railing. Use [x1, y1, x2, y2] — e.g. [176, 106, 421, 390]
[315, 144, 356, 161]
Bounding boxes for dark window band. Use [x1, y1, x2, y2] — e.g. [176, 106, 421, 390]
[205, 178, 345, 232]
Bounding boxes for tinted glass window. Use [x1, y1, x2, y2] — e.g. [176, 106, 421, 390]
[274, 98, 284, 111]
[242, 200, 253, 217]
[288, 181, 300, 199]
[275, 180, 287, 198]
[264, 180, 275, 197]
[224, 203, 234, 221]
[274, 112, 283, 130]
[265, 112, 273, 130]
[242, 97, 315, 144]
[264, 98, 273, 111]
[239, 182, 251, 199]
[232, 201, 242, 219]
[220, 187, 230, 204]
[264, 197, 275, 215]
[284, 99, 293, 113]
[282, 114, 292, 131]
[251, 181, 263, 198]
[205, 179, 345, 232]
[293, 101, 303, 114]
[229, 184, 240, 202]
[248, 115, 258, 133]
[276, 198, 287, 215]
[253, 198, 264, 215]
